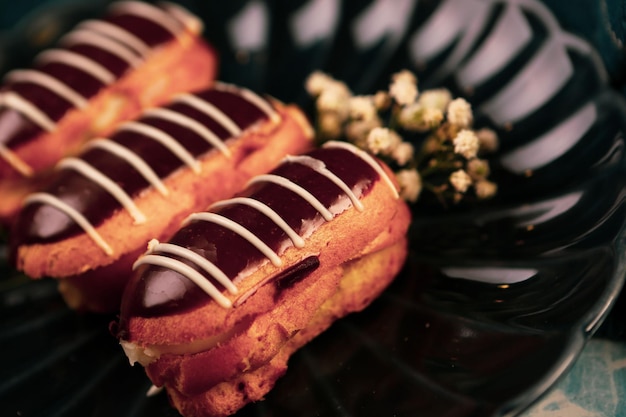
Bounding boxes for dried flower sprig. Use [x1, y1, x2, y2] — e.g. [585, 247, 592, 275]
[305, 69, 499, 206]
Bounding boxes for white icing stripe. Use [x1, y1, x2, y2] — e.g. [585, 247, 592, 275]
[36, 49, 116, 85]
[0, 91, 55, 131]
[5, 70, 88, 109]
[159, 1, 203, 34]
[247, 174, 334, 221]
[0, 144, 34, 177]
[85, 138, 169, 196]
[174, 94, 242, 137]
[133, 254, 233, 308]
[119, 121, 201, 173]
[142, 108, 231, 157]
[322, 141, 399, 198]
[185, 212, 283, 267]
[213, 81, 278, 121]
[23, 193, 113, 255]
[57, 157, 146, 224]
[286, 155, 364, 212]
[210, 197, 305, 248]
[109, 1, 182, 36]
[61, 29, 142, 68]
[148, 240, 238, 294]
[79, 20, 150, 56]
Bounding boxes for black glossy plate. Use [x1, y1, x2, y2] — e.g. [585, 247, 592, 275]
[1, 1, 626, 416]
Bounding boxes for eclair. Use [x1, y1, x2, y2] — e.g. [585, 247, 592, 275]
[0, 0, 217, 222]
[115, 142, 411, 417]
[11, 82, 313, 312]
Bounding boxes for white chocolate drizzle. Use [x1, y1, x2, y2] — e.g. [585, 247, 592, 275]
[323, 141, 399, 198]
[148, 240, 238, 294]
[174, 94, 242, 137]
[134, 253, 233, 309]
[0, 91, 55, 131]
[0, 143, 34, 177]
[23, 192, 113, 255]
[78, 20, 151, 56]
[85, 138, 169, 196]
[57, 157, 146, 224]
[119, 121, 202, 173]
[213, 82, 278, 122]
[60, 29, 142, 68]
[36, 49, 116, 85]
[285, 155, 364, 212]
[5, 69, 88, 109]
[130, 145, 391, 308]
[210, 197, 305, 248]
[184, 212, 283, 267]
[247, 174, 334, 221]
[109, 1, 182, 37]
[159, 1, 204, 34]
[142, 108, 231, 157]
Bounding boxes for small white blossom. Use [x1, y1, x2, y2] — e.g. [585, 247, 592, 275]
[449, 169, 472, 193]
[391, 141, 414, 166]
[316, 84, 351, 119]
[476, 128, 499, 153]
[447, 98, 473, 128]
[318, 112, 343, 139]
[305, 71, 335, 96]
[418, 88, 452, 111]
[467, 158, 490, 180]
[366, 127, 401, 155]
[349, 96, 378, 121]
[345, 118, 382, 145]
[475, 179, 497, 199]
[396, 169, 422, 202]
[389, 70, 418, 106]
[373, 90, 391, 110]
[397, 103, 423, 129]
[392, 69, 417, 85]
[453, 129, 479, 159]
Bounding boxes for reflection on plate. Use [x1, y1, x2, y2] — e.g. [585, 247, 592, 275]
[1, 1, 626, 416]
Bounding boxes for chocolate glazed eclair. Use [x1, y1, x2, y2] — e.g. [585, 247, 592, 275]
[0, 0, 218, 222]
[115, 142, 412, 417]
[11, 82, 313, 312]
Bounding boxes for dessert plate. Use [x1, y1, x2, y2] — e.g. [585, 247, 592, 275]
[1, 1, 626, 416]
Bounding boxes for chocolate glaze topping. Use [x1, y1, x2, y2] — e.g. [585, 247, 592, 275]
[0, 1, 183, 153]
[13, 84, 272, 246]
[121, 145, 384, 318]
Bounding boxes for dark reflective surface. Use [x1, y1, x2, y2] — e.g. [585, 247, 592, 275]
[1, 1, 626, 417]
